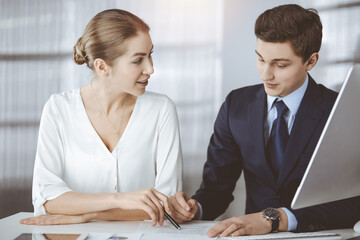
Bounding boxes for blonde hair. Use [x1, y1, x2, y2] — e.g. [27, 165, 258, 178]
[73, 9, 150, 69]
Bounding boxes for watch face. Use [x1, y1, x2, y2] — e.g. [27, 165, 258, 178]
[263, 208, 280, 220]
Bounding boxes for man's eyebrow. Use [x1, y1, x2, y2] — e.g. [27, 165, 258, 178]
[255, 50, 290, 62]
[255, 50, 262, 58]
[132, 45, 154, 57]
[272, 58, 290, 62]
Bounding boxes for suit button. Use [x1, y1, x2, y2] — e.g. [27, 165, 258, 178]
[309, 224, 315, 231]
[315, 224, 325, 231]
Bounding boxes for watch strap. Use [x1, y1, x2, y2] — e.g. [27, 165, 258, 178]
[271, 216, 280, 232]
[262, 208, 280, 232]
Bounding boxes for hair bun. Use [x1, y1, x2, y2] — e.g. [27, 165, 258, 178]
[73, 37, 87, 65]
[73, 9, 150, 70]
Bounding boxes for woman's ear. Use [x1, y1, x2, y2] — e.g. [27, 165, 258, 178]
[93, 58, 110, 77]
[305, 53, 319, 71]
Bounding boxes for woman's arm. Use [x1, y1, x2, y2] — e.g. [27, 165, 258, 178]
[22, 188, 168, 226]
[20, 208, 150, 225]
[43, 192, 116, 215]
[96, 209, 150, 221]
[44, 188, 170, 226]
[154, 97, 183, 195]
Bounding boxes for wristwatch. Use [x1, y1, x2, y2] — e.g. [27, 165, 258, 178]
[262, 207, 280, 232]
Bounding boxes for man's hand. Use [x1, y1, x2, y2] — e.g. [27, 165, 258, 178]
[207, 212, 272, 238]
[169, 191, 200, 223]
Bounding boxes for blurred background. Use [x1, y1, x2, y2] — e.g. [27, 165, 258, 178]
[0, 0, 359, 219]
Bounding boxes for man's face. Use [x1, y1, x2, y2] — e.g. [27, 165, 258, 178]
[256, 39, 309, 97]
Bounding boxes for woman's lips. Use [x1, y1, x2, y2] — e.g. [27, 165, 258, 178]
[137, 80, 148, 87]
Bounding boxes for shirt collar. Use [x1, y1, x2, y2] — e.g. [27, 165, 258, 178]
[267, 75, 309, 115]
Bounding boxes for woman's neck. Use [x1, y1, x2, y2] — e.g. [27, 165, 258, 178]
[90, 79, 129, 115]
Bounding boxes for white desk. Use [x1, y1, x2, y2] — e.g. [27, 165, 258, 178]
[1, 212, 359, 240]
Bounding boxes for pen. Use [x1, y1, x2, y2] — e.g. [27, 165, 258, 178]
[164, 209, 181, 230]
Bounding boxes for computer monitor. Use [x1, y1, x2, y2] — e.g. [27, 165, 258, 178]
[291, 64, 360, 231]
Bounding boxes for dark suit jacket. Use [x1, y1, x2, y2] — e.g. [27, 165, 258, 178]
[193, 75, 360, 232]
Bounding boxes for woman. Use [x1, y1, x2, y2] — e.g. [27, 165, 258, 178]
[20, 9, 183, 226]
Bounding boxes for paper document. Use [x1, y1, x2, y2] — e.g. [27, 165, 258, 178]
[137, 220, 341, 240]
[85, 232, 142, 240]
[137, 220, 215, 239]
[222, 231, 341, 240]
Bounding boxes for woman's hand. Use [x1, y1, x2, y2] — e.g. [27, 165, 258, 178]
[19, 213, 94, 225]
[114, 188, 170, 226]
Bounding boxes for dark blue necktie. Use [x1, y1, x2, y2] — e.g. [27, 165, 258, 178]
[266, 100, 289, 178]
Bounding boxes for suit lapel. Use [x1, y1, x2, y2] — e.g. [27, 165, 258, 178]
[247, 87, 278, 186]
[276, 76, 325, 187]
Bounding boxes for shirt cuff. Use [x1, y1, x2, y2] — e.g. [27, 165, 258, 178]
[34, 185, 72, 216]
[281, 207, 297, 231]
[198, 202, 204, 220]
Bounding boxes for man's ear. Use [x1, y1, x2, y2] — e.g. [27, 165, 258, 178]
[305, 53, 319, 71]
[93, 58, 110, 77]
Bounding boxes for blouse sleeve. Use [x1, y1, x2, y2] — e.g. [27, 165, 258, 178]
[32, 96, 72, 216]
[154, 96, 183, 196]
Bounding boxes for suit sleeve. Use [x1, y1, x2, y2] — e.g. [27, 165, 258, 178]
[291, 196, 360, 232]
[192, 91, 243, 220]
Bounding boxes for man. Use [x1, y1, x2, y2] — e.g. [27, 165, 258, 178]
[169, 4, 360, 237]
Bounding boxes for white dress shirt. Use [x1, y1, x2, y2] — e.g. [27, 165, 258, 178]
[32, 90, 183, 216]
[265, 75, 309, 231]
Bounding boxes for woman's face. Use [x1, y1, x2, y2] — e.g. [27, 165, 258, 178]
[108, 31, 154, 96]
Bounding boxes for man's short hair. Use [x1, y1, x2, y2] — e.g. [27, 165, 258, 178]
[255, 4, 322, 63]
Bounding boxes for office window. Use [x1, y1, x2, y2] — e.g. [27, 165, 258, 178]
[300, 0, 360, 90]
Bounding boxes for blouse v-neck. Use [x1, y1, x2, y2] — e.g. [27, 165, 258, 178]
[78, 88, 140, 156]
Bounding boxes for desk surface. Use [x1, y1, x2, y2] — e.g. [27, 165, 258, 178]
[1, 212, 359, 240]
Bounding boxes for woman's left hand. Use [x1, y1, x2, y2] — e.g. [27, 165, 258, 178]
[19, 213, 94, 225]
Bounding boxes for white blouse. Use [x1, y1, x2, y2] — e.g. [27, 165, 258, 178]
[32, 90, 183, 216]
